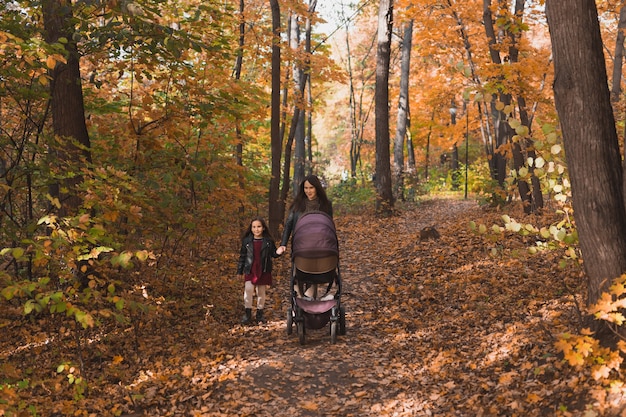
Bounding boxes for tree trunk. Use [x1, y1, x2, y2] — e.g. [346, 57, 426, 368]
[393, 19, 413, 201]
[281, 74, 309, 202]
[343, 14, 375, 179]
[375, 0, 394, 215]
[611, 4, 626, 104]
[234, 0, 245, 220]
[406, 108, 416, 174]
[268, 0, 282, 238]
[482, 0, 510, 188]
[546, 0, 626, 324]
[509, 0, 543, 213]
[305, 0, 316, 177]
[291, 14, 306, 191]
[42, 0, 92, 216]
[279, 14, 293, 206]
[307, 80, 313, 176]
[517, 96, 544, 213]
[424, 110, 435, 180]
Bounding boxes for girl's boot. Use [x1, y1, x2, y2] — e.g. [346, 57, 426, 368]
[256, 309, 266, 323]
[241, 308, 252, 325]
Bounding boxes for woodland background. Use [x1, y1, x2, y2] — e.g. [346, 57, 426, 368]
[3, 0, 626, 415]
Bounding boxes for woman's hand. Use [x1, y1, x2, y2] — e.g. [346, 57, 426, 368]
[277, 246, 286, 255]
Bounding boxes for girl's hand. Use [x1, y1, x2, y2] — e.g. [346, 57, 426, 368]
[277, 246, 286, 255]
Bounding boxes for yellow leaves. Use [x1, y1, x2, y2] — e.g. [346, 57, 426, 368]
[555, 332, 592, 367]
[591, 364, 612, 381]
[46, 55, 57, 69]
[110, 251, 133, 268]
[589, 274, 626, 325]
[0, 199, 615, 415]
[135, 250, 149, 262]
[555, 330, 624, 381]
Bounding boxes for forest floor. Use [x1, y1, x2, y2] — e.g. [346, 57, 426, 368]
[2, 197, 624, 416]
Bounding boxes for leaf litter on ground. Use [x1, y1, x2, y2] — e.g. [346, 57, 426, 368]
[2, 197, 619, 416]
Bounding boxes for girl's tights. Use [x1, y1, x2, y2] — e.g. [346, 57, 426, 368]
[244, 281, 266, 309]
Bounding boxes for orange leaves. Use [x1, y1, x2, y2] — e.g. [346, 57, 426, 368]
[0, 198, 610, 416]
[300, 401, 318, 411]
[555, 331, 624, 382]
[497, 371, 518, 387]
[526, 392, 542, 404]
[44, 53, 66, 70]
[589, 274, 626, 325]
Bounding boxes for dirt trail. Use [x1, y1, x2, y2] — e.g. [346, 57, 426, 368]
[121, 198, 583, 416]
[206, 200, 474, 417]
[0, 198, 594, 416]
[180, 200, 556, 417]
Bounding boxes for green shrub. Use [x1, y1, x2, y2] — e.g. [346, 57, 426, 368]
[327, 178, 377, 214]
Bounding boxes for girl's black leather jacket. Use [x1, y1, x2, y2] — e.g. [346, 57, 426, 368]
[237, 236, 280, 275]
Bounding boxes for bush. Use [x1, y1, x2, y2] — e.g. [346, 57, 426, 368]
[327, 177, 377, 214]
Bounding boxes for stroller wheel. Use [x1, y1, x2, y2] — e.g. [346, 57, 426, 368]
[330, 321, 337, 344]
[286, 307, 293, 335]
[339, 306, 346, 335]
[297, 321, 306, 345]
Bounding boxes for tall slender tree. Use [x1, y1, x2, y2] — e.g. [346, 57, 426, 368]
[393, 19, 413, 201]
[291, 13, 306, 191]
[269, 0, 283, 238]
[610, 4, 626, 105]
[340, 9, 376, 179]
[234, 0, 246, 220]
[375, 0, 394, 215]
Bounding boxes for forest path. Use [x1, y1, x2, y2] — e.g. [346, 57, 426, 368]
[203, 198, 474, 417]
[166, 197, 581, 416]
[0, 198, 594, 416]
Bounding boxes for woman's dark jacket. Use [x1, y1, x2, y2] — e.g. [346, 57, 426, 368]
[280, 202, 333, 247]
[237, 236, 280, 276]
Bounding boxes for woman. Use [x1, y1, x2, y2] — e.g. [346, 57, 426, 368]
[278, 175, 333, 253]
[279, 175, 333, 299]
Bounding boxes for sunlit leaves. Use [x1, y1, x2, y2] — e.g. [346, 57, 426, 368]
[555, 330, 624, 382]
[589, 274, 626, 326]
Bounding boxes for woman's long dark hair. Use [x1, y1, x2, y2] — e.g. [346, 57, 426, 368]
[241, 216, 274, 240]
[289, 175, 332, 214]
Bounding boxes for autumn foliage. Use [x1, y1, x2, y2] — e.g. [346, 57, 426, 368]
[1, 198, 625, 416]
[2, 0, 626, 415]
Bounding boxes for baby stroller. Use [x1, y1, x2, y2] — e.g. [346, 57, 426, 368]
[286, 211, 346, 344]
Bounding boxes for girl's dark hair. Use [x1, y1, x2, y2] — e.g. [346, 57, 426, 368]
[289, 175, 332, 214]
[242, 216, 273, 240]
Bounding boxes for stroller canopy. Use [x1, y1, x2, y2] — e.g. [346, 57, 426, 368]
[292, 211, 338, 273]
[292, 211, 338, 258]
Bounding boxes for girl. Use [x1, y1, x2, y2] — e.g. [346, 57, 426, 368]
[237, 217, 284, 324]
